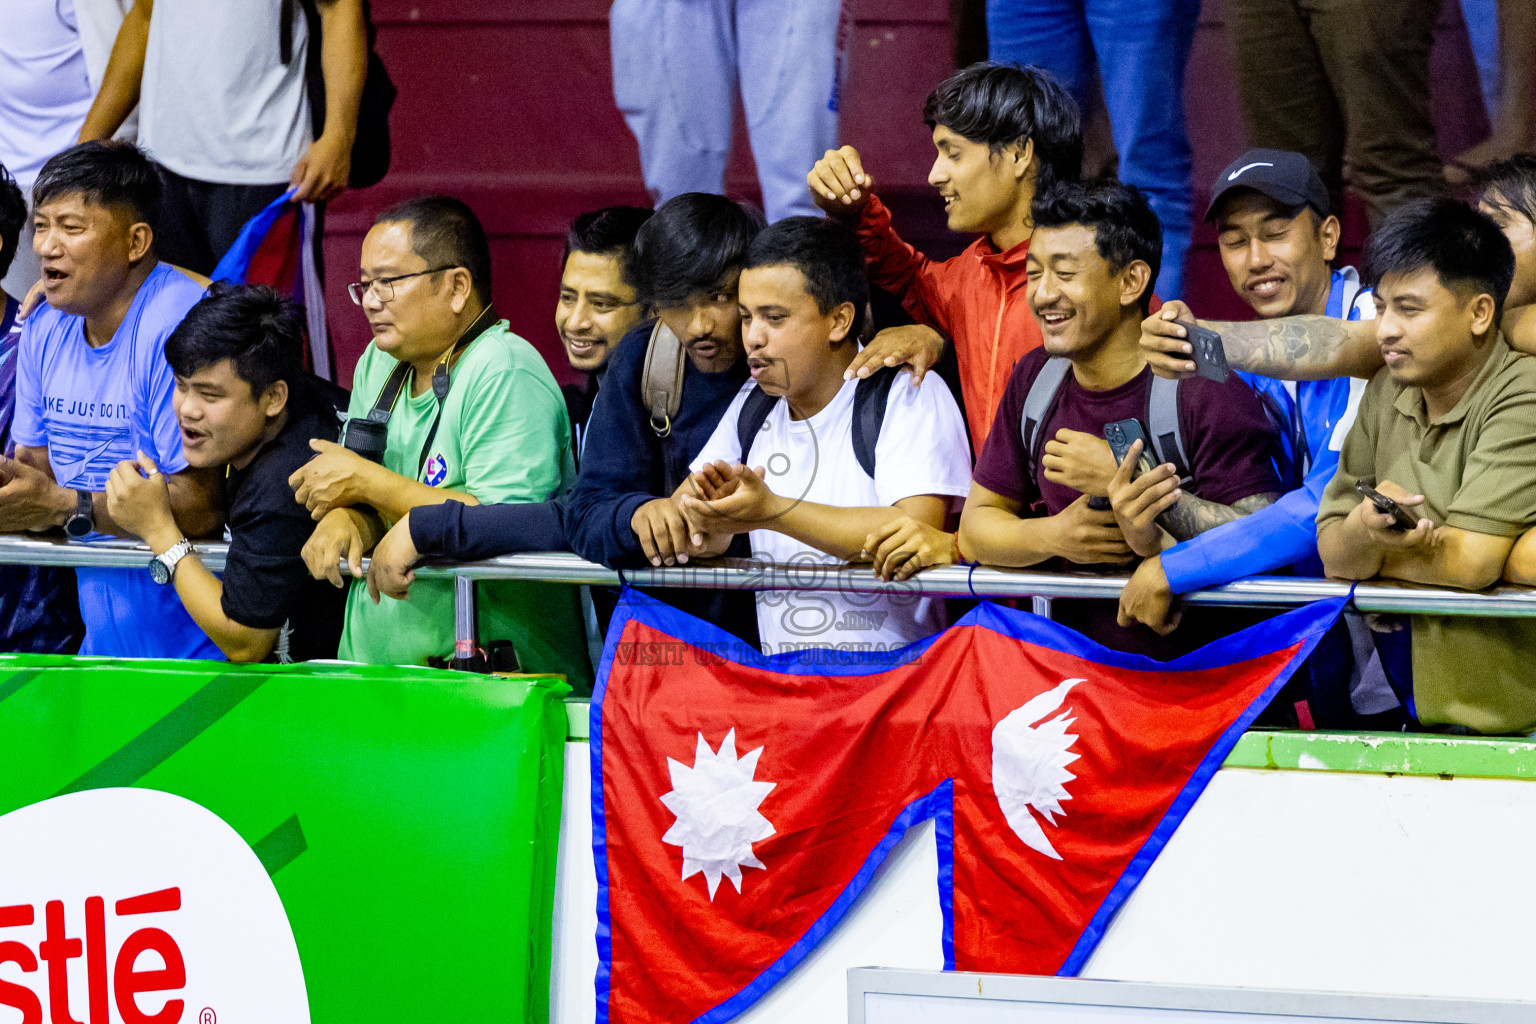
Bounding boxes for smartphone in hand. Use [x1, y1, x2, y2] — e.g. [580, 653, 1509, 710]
[1355, 481, 1422, 532]
[1177, 320, 1230, 382]
[1104, 418, 1155, 479]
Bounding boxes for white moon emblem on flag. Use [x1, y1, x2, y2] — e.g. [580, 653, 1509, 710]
[660, 729, 777, 899]
[991, 678, 1084, 860]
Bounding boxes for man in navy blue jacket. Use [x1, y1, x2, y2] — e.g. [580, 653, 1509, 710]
[364, 192, 765, 643]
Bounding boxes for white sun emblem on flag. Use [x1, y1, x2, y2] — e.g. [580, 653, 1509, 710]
[660, 729, 777, 899]
[991, 678, 1083, 860]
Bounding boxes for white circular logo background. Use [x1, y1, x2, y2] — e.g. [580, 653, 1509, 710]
[0, 788, 309, 1023]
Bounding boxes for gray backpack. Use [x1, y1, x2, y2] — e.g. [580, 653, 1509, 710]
[1020, 356, 1190, 483]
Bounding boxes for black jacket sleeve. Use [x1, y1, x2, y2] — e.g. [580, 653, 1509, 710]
[410, 498, 568, 560]
[561, 324, 669, 568]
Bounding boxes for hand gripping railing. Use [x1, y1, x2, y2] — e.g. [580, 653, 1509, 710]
[5, 533, 1536, 660]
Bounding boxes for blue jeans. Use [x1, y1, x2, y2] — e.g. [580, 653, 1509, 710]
[1460, 0, 1500, 119]
[986, 0, 1200, 299]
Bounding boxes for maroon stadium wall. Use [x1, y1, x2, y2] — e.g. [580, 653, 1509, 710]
[321, 0, 1489, 387]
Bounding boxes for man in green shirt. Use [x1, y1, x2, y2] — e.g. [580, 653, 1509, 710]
[1317, 198, 1536, 734]
[291, 196, 588, 684]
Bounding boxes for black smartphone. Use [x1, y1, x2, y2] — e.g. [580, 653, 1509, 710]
[1177, 320, 1230, 382]
[1355, 481, 1421, 532]
[1104, 419, 1155, 478]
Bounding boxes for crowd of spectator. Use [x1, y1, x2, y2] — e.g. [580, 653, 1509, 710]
[4, 7, 1536, 736]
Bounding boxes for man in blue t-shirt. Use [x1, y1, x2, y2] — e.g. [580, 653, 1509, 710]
[0, 142, 222, 659]
[1126, 149, 1396, 726]
[0, 161, 83, 654]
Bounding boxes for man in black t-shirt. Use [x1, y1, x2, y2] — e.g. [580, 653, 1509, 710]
[105, 283, 348, 662]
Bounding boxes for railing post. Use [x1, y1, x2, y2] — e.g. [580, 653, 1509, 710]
[452, 574, 479, 670]
[1032, 596, 1053, 619]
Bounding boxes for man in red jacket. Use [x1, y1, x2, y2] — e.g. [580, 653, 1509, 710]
[807, 62, 1083, 451]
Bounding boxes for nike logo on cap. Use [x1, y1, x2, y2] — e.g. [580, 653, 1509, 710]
[1229, 162, 1274, 180]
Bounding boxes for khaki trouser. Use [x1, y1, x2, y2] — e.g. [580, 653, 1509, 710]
[1225, 0, 1445, 227]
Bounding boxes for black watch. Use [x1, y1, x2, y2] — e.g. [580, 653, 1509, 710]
[63, 490, 94, 539]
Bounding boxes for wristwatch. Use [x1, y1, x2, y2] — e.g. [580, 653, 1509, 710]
[63, 490, 94, 539]
[148, 539, 194, 585]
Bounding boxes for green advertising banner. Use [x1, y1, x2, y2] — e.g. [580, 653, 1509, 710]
[0, 655, 569, 1023]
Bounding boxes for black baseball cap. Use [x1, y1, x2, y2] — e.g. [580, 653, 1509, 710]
[1205, 148, 1330, 221]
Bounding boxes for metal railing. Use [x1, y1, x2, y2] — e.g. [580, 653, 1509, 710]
[6, 533, 1536, 654]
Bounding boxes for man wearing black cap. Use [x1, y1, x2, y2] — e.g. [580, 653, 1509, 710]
[1120, 148, 1399, 728]
[1202, 148, 1372, 323]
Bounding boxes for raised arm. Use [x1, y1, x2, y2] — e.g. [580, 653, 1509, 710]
[1141, 301, 1384, 381]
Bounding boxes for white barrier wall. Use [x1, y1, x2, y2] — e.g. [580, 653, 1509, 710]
[552, 736, 1536, 1023]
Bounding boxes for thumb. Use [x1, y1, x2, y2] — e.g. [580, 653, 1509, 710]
[309, 438, 331, 452]
[348, 534, 365, 579]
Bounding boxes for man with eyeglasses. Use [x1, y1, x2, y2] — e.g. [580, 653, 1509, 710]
[289, 194, 590, 684]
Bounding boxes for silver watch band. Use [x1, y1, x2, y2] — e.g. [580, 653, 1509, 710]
[152, 538, 194, 583]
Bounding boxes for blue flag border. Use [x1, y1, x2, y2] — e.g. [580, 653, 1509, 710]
[591, 590, 1346, 1024]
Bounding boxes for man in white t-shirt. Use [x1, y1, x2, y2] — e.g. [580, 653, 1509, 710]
[77, 0, 366, 274]
[681, 216, 972, 658]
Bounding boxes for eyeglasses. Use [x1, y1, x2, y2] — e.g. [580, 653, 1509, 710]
[347, 265, 460, 305]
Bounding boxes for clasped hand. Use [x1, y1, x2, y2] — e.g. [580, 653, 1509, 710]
[1050, 493, 1133, 565]
[678, 461, 785, 540]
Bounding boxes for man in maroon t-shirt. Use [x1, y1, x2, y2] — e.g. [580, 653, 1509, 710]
[959, 180, 1282, 659]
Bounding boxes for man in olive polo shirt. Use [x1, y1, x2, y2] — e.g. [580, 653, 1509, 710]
[1317, 198, 1536, 734]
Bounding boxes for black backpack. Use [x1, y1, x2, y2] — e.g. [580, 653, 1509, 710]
[282, 0, 397, 190]
[733, 366, 899, 478]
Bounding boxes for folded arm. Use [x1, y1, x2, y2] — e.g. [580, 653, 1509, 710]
[958, 483, 1133, 568]
[1319, 496, 1513, 592]
[678, 461, 948, 563]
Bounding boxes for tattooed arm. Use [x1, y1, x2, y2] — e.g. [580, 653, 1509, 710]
[1158, 492, 1279, 542]
[1141, 301, 1383, 381]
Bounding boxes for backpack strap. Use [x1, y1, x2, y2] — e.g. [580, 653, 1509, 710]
[641, 319, 687, 437]
[736, 386, 780, 465]
[851, 366, 900, 478]
[1146, 374, 1191, 482]
[1020, 357, 1072, 477]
